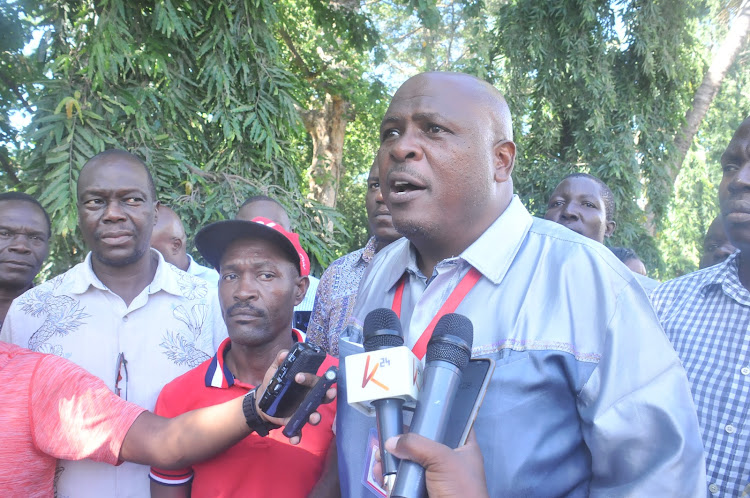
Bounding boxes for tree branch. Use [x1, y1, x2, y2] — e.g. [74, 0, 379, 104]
[669, 0, 750, 183]
[0, 151, 21, 186]
[279, 27, 317, 80]
[0, 71, 34, 113]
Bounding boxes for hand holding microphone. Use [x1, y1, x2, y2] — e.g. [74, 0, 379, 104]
[344, 308, 425, 493]
[383, 429, 489, 498]
[362, 308, 408, 493]
[390, 312, 474, 498]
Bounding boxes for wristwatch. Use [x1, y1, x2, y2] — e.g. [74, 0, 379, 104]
[242, 387, 280, 437]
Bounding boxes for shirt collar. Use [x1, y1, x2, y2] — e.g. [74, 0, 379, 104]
[461, 195, 533, 284]
[68, 249, 189, 297]
[699, 250, 750, 305]
[204, 329, 305, 388]
[361, 237, 378, 265]
[378, 195, 533, 291]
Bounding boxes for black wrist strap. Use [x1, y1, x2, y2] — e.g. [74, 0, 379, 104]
[242, 388, 280, 437]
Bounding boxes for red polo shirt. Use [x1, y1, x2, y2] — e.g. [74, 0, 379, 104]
[150, 333, 337, 497]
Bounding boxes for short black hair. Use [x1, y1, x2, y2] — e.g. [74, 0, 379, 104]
[0, 192, 51, 236]
[79, 149, 157, 200]
[610, 246, 639, 263]
[240, 194, 283, 209]
[562, 173, 616, 222]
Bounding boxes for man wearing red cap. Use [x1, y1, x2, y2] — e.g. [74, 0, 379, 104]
[150, 217, 337, 497]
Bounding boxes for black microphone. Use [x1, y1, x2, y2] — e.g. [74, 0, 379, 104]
[390, 313, 474, 498]
[363, 308, 405, 493]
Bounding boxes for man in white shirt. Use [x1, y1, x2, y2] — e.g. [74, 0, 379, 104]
[151, 204, 219, 285]
[0, 149, 228, 497]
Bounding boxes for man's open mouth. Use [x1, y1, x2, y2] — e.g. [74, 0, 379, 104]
[391, 180, 423, 194]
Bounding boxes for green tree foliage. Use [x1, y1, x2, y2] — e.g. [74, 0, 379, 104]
[658, 50, 750, 276]
[0, 0, 43, 188]
[489, 0, 708, 275]
[275, 0, 386, 215]
[274, 0, 439, 255]
[3, 0, 747, 281]
[12, 0, 340, 277]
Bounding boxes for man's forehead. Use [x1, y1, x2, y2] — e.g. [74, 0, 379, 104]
[220, 237, 292, 265]
[555, 177, 602, 198]
[80, 158, 149, 186]
[724, 118, 750, 155]
[384, 91, 477, 123]
[0, 199, 45, 218]
[383, 73, 500, 124]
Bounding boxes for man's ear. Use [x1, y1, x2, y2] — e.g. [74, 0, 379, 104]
[293, 276, 310, 306]
[604, 220, 616, 238]
[170, 237, 183, 256]
[493, 140, 516, 183]
[153, 200, 160, 227]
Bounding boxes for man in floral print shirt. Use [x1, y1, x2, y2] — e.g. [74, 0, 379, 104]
[0, 149, 228, 498]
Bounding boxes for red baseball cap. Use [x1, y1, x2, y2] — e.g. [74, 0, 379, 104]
[195, 216, 310, 277]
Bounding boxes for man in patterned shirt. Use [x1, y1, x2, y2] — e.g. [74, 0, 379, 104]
[0, 149, 228, 497]
[307, 160, 401, 355]
[652, 116, 750, 496]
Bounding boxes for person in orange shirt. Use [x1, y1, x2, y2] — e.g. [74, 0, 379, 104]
[0, 339, 333, 497]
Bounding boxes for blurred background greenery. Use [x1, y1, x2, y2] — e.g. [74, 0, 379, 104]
[1, 0, 748, 281]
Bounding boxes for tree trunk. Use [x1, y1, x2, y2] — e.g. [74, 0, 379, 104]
[669, 0, 750, 183]
[301, 94, 350, 209]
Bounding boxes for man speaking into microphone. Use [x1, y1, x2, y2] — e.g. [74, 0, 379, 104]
[335, 72, 706, 497]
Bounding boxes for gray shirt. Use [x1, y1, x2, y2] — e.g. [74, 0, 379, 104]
[336, 196, 706, 497]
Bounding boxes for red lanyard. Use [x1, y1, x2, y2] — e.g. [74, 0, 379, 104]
[391, 267, 481, 359]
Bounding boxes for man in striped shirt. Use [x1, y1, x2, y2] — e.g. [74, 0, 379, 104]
[652, 116, 750, 497]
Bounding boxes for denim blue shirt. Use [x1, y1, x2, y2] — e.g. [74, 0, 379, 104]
[336, 196, 706, 497]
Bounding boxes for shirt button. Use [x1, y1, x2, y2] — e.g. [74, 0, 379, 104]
[709, 483, 719, 495]
[123, 315, 129, 322]
[742, 366, 750, 375]
[725, 424, 736, 434]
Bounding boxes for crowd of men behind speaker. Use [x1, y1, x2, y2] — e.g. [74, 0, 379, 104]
[0, 71, 747, 497]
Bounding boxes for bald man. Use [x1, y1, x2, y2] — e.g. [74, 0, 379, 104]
[335, 72, 705, 496]
[151, 205, 219, 285]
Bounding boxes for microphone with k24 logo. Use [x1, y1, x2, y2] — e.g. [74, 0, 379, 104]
[345, 308, 423, 492]
[390, 312, 474, 498]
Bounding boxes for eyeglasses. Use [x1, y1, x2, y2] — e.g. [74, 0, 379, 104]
[115, 352, 128, 400]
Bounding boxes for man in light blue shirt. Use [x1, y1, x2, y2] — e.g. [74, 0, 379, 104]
[335, 72, 706, 496]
